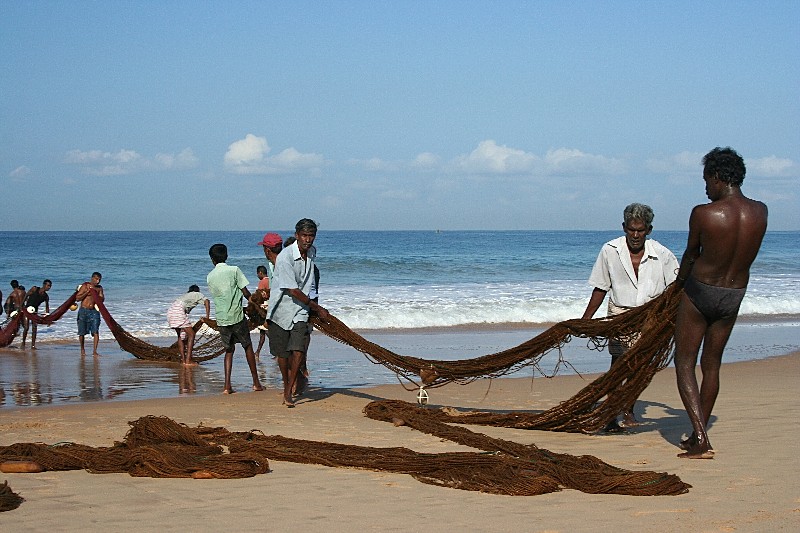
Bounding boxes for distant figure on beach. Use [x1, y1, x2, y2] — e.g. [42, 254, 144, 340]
[267, 219, 328, 407]
[582, 203, 679, 431]
[75, 272, 104, 356]
[167, 284, 210, 366]
[253, 233, 283, 359]
[673, 147, 767, 459]
[22, 279, 52, 348]
[4, 280, 25, 317]
[206, 243, 263, 394]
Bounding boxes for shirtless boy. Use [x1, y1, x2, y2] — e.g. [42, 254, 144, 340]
[76, 272, 105, 356]
[23, 279, 52, 348]
[673, 147, 768, 459]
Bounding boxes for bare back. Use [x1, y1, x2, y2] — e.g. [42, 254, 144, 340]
[687, 194, 768, 288]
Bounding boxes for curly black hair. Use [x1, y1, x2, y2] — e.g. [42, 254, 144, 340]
[702, 147, 746, 187]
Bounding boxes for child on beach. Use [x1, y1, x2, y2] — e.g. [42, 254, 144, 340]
[167, 284, 210, 366]
[254, 265, 270, 358]
[206, 243, 263, 394]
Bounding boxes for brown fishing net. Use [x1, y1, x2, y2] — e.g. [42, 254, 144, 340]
[0, 414, 689, 506]
[310, 284, 681, 390]
[0, 481, 24, 512]
[2, 284, 681, 433]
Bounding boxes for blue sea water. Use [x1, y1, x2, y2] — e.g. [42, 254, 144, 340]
[2, 230, 799, 336]
[1, 230, 798, 407]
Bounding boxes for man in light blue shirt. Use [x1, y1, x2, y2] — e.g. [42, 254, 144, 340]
[266, 219, 329, 407]
[207, 243, 263, 395]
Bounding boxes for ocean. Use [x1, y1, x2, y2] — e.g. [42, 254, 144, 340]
[1, 230, 798, 407]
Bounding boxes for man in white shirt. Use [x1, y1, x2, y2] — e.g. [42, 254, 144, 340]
[582, 203, 679, 429]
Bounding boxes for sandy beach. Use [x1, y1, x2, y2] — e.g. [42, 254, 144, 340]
[1, 341, 798, 532]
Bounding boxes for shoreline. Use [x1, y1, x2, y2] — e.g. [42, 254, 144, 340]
[2, 319, 799, 409]
[1, 352, 798, 531]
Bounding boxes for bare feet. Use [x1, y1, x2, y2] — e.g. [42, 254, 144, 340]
[283, 397, 295, 408]
[677, 445, 715, 459]
[619, 412, 641, 428]
[677, 432, 715, 458]
[223, 388, 233, 395]
[679, 433, 714, 453]
[252, 384, 264, 392]
[293, 374, 308, 397]
[602, 419, 626, 433]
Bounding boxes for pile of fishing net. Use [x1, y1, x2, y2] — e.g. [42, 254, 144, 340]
[0, 409, 690, 512]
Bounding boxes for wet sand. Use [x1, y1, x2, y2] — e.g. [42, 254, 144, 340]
[1, 345, 798, 531]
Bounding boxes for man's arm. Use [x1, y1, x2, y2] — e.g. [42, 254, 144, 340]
[286, 288, 329, 320]
[582, 288, 608, 320]
[241, 286, 252, 300]
[676, 206, 703, 287]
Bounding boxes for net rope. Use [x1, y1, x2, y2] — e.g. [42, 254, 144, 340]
[2, 285, 682, 433]
[0, 414, 690, 506]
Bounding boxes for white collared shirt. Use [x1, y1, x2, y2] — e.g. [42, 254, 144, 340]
[588, 236, 679, 308]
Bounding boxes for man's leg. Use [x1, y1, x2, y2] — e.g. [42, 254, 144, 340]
[284, 351, 302, 406]
[243, 343, 263, 391]
[79, 335, 86, 356]
[30, 322, 38, 348]
[184, 327, 197, 365]
[92, 332, 100, 356]
[223, 349, 234, 393]
[697, 315, 737, 426]
[674, 294, 714, 458]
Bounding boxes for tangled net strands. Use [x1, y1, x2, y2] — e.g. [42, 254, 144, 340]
[0, 414, 689, 512]
[312, 285, 682, 433]
[0, 481, 24, 512]
[2, 285, 681, 433]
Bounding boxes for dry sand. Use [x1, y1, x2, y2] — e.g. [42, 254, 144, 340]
[1, 351, 799, 532]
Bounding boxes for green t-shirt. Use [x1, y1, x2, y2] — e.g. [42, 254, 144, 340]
[206, 263, 249, 326]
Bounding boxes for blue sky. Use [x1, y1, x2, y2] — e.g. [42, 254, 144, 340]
[2, 1, 798, 231]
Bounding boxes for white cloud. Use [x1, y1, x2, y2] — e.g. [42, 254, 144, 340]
[224, 134, 323, 175]
[155, 148, 199, 169]
[9, 165, 31, 181]
[451, 141, 624, 176]
[541, 148, 625, 175]
[412, 152, 440, 168]
[454, 140, 538, 174]
[747, 156, 795, 177]
[224, 134, 268, 166]
[65, 148, 198, 176]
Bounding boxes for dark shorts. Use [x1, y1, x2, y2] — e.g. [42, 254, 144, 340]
[267, 320, 310, 358]
[217, 319, 253, 352]
[684, 276, 747, 323]
[77, 307, 101, 336]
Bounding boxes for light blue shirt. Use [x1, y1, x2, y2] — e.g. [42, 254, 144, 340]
[266, 242, 316, 330]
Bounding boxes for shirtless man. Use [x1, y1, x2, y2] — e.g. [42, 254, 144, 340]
[4, 280, 25, 317]
[673, 147, 768, 459]
[75, 272, 105, 356]
[23, 279, 52, 348]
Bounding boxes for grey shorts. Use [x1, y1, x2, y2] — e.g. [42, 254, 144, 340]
[217, 319, 252, 352]
[267, 320, 309, 358]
